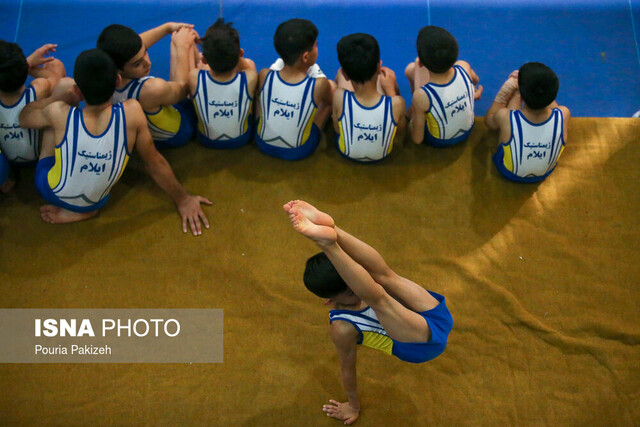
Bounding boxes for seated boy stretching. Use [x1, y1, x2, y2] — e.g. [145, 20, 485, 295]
[0, 41, 66, 192]
[19, 49, 211, 235]
[333, 33, 405, 163]
[283, 200, 453, 425]
[189, 18, 257, 149]
[407, 26, 482, 147]
[256, 19, 332, 160]
[485, 63, 570, 183]
[97, 22, 199, 148]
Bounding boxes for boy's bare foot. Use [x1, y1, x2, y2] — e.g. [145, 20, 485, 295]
[40, 205, 98, 224]
[283, 200, 334, 227]
[288, 207, 337, 246]
[0, 179, 16, 194]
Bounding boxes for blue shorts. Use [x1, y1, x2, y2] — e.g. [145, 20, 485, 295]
[198, 119, 254, 149]
[152, 99, 197, 149]
[424, 124, 473, 147]
[0, 152, 8, 185]
[492, 147, 552, 183]
[391, 291, 453, 363]
[256, 124, 320, 161]
[35, 156, 108, 213]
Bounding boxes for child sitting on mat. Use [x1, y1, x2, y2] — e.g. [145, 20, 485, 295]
[255, 19, 332, 160]
[19, 49, 211, 234]
[406, 26, 482, 147]
[484, 63, 570, 183]
[0, 41, 66, 193]
[97, 22, 199, 149]
[188, 18, 257, 149]
[283, 200, 453, 425]
[332, 33, 405, 163]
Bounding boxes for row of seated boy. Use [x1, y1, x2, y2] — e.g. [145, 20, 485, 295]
[0, 18, 570, 231]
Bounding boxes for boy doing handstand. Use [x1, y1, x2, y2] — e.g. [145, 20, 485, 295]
[284, 200, 453, 425]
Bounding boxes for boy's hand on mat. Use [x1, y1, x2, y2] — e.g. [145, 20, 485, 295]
[474, 84, 484, 100]
[177, 195, 212, 236]
[322, 400, 359, 425]
[27, 44, 57, 69]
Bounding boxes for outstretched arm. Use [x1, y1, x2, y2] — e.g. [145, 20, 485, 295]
[139, 22, 194, 48]
[19, 86, 78, 129]
[130, 102, 211, 235]
[325, 321, 360, 425]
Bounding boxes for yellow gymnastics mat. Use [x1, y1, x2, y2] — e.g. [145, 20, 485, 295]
[0, 118, 638, 425]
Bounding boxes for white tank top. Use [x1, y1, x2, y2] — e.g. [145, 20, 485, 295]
[192, 70, 252, 142]
[112, 76, 153, 104]
[257, 70, 317, 148]
[0, 86, 40, 163]
[503, 109, 565, 178]
[337, 91, 397, 162]
[47, 104, 130, 208]
[421, 65, 475, 142]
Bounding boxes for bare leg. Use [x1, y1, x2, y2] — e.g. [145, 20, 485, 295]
[507, 90, 522, 110]
[285, 200, 438, 313]
[286, 205, 432, 343]
[335, 226, 438, 313]
[40, 205, 98, 224]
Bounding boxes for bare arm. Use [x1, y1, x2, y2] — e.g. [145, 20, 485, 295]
[19, 87, 77, 129]
[255, 68, 270, 119]
[27, 44, 66, 90]
[139, 22, 194, 49]
[315, 77, 333, 108]
[170, 27, 198, 85]
[410, 89, 429, 144]
[324, 321, 360, 425]
[127, 101, 211, 235]
[332, 88, 345, 133]
[138, 78, 187, 112]
[456, 60, 483, 99]
[485, 71, 519, 130]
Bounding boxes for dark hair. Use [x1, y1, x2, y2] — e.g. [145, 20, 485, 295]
[416, 26, 458, 74]
[303, 252, 348, 298]
[74, 49, 118, 105]
[274, 19, 318, 66]
[518, 62, 559, 110]
[201, 18, 240, 73]
[0, 41, 28, 92]
[97, 24, 143, 70]
[337, 33, 380, 84]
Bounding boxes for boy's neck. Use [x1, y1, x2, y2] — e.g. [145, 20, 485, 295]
[522, 104, 553, 123]
[84, 100, 113, 114]
[0, 86, 26, 103]
[351, 79, 382, 106]
[279, 63, 309, 83]
[208, 68, 238, 83]
[429, 67, 455, 85]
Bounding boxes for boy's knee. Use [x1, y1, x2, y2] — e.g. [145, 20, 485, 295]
[405, 62, 415, 80]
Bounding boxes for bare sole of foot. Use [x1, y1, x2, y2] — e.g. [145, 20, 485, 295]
[283, 200, 334, 227]
[40, 205, 98, 224]
[288, 208, 337, 246]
